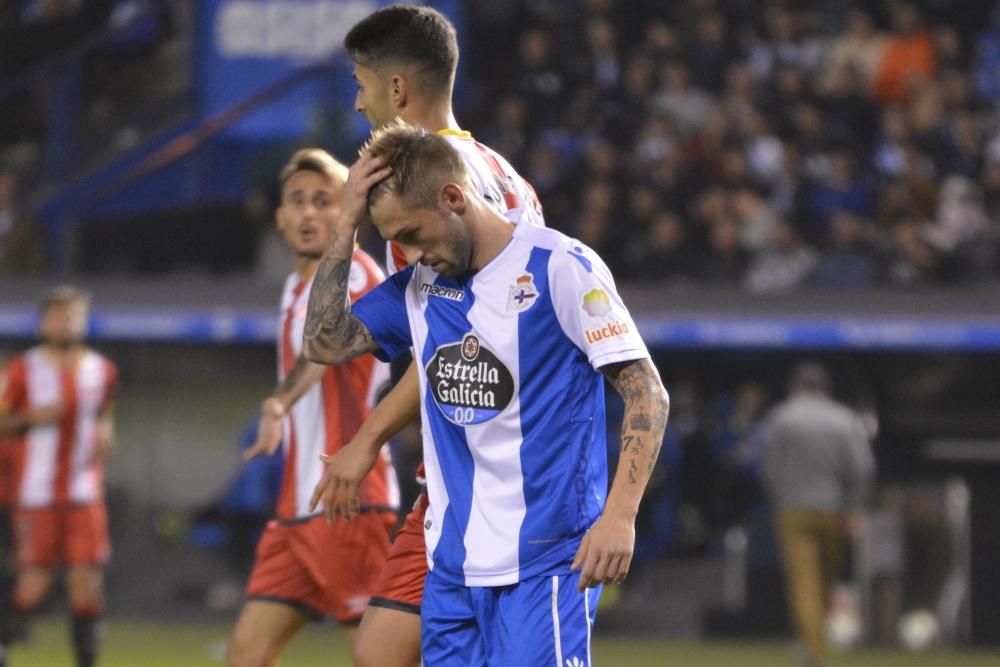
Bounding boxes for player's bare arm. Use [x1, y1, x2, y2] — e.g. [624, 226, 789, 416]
[244, 357, 328, 460]
[310, 361, 420, 522]
[303, 151, 392, 365]
[0, 403, 64, 436]
[572, 357, 669, 591]
[91, 406, 117, 464]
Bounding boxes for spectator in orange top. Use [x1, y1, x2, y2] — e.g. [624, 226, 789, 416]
[872, 2, 936, 104]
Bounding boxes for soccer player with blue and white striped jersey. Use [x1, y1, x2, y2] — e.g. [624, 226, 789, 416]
[303, 122, 670, 666]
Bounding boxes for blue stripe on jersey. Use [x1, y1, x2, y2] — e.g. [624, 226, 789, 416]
[516, 248, 608, 574]
[421, 275, 477, 576]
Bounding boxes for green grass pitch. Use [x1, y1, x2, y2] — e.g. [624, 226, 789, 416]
[8, 616, 1000, 666]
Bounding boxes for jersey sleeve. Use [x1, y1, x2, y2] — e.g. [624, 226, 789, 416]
[0, 357, 27, 414]
[352, 265, 415, 363]
[548, 241, 649, 370]
[349, 248, 386, 303]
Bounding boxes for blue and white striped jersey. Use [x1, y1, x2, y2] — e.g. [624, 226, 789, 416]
[354, 219, 650, 586]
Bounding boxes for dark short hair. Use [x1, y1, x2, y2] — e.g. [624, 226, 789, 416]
[789, 362, 832, 396]
[344, 4, 458, 97]
[39, 285, 91, 315]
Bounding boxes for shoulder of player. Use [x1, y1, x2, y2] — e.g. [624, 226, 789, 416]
[3, 353, 29, 380]
[527, 229, 604, 273]
[84, 348, 117, 373]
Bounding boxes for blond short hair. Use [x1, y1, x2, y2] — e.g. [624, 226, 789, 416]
[278, 148, 349, 190]
[39, 285, 91, 315]
[364, 119, 468, 211]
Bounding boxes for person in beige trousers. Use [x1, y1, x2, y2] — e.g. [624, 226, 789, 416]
[763, 363, 875, 667]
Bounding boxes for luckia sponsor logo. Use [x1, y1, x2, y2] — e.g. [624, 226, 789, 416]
[425, 333, 514, 425]
[581, 288, 630, 345]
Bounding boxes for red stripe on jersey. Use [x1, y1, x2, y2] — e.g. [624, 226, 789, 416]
[52, 370, 77, 504]
[277, 279, 307, 518]
[472, 141, 520, 210]
[389, 242, 408, 274]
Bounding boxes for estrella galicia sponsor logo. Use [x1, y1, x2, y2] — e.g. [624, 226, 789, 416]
[420, 282, 464, 302]
[426, 333, 514, 425]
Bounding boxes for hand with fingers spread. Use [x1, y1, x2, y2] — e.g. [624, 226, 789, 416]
[244, 397, 286, 461]
[571, 510, 635, 591]
[309, 436, 381, 523]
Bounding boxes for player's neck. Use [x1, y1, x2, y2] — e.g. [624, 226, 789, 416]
[42, 343, 84, 368]
[468, 200, 515, 274]
[292, 255, 321, 283]
[406, 104, 460, 135]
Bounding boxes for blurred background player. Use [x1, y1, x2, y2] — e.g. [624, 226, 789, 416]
[308, 6, 544, 666]
[0, 287, 117, 667]
[762, 362, 876, 667]
[0, 352, 20, 667]
[224, 148, 398, 667]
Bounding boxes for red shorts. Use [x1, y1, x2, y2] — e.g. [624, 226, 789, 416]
[246, 511, 394, 624]
[15, 504, 110, 568]
[369, 492, 428, 614]
[0, 441, 21, 510]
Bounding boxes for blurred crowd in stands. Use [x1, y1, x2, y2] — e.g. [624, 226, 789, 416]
[463, 0, 1000, 289]
[0, 0, 183, 274]
[4, 0, 1000, 289]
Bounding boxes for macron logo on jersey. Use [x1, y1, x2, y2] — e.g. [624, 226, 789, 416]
[420, 282, 465, 302]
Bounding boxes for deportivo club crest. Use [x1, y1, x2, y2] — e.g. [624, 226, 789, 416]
[507, 273, 538, 312]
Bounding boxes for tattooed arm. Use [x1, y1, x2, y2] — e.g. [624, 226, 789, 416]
[572, 357, 670, 591]
[303, 150, 391, 366]
[301, 224, 377, 365]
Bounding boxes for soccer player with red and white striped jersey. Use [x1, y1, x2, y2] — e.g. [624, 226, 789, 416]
[0, 286, 117, 667]
[225, 149, 398, 667]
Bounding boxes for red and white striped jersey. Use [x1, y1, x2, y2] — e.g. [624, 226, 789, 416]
[0, 347, 118, 508]
[277, 247, 398, 519]
[386, 130, 544, 273]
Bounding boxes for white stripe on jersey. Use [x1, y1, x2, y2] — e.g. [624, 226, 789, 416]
[552, 576, 563, 667]
[69, 353, 104, 503]
[21, 350, 60, 507]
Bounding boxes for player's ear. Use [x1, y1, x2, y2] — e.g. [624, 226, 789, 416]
[275, 205, 287, 232]
[390, 73, 407, 107]
[439, 182, 466, 214]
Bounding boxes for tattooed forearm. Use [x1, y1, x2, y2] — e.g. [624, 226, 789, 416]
[601, 358, 670, 512]
[630, 411, 651, 431]
[302, 225, 377, 365]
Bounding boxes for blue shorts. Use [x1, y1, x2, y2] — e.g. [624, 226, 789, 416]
[421, 568, 601, 666]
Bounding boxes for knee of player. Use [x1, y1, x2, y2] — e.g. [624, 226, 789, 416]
[351, 631, 385, 667]
[225, 634, 275, 667]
